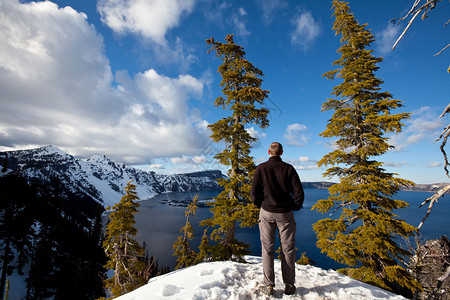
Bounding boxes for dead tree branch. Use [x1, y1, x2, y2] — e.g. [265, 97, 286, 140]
[418, 184, 450, 229]
[390, 0, 448, 54]
[436, 105, 450, 176]
[392, 9, 422, 51]
[435, 43, 450, 56]
[416, 104, 450, 230]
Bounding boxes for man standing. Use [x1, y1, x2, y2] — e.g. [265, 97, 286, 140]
[251, 142, 304, 296]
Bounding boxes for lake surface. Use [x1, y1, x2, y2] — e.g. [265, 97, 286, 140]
[132, 188, 450, 271]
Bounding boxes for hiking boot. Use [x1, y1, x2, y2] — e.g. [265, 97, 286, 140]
[259, 285, 274, 296]
[285, 283, 296, 295]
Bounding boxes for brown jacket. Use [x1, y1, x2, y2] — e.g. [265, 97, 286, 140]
[251, 156, 304, 213]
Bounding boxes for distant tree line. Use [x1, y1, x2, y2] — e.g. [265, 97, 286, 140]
[0, 171, 168, 300]
[0, 172, 106, 299]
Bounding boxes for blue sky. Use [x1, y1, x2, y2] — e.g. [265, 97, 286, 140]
[0, 0, 448, 184]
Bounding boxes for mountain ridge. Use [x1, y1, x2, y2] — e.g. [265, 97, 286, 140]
[0, 145, 224, 206]
[1, 146, 445, 207]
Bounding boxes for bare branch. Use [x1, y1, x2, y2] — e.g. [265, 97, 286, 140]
[391, 0, 445, 51]
[438, 103, 450, 118]
[438, 127, 450, 176]
[435, 43, 450, 56]
[392, 9, 422, 51]
[435, 104, 450, 176]
[418, 184, 450, 229]
[390, 0, 422, 24]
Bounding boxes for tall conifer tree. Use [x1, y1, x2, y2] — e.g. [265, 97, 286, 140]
[312, 0, 419, 294]
[195, 228, 211, 264]
[202, 34, 270, 261]
[103, 181, 147, 298]
[173, 195, 198, 269]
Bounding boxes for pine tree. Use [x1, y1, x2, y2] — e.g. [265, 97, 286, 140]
[195, 228, 211, 264]
[201, 34, 270, 261]
[173, 195, 198, 270]
[312, 0, 419, 295]
[103, 181, 147, 298]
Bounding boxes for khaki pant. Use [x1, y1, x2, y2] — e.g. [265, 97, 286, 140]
[258, 208, 296, 287]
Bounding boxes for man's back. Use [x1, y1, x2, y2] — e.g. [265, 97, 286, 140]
[251, 155, 304, 213]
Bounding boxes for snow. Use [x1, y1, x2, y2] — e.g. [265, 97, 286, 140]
[117, 256, 407, 300]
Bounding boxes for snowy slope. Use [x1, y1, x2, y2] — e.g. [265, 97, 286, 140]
[2, 145, 223, 206]
[117, 256, 406, 300]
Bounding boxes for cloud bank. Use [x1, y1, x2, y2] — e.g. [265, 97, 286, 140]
[0, 0, 208, 164]
[389, 107, 445, 151]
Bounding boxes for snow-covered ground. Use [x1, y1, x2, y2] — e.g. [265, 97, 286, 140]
[117, 256, 407, 300]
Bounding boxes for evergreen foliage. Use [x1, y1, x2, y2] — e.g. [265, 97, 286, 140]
[0, 173, 106, 299]
[25, 177, 106, 300]
[173, 195, 199, 270]
[201, 34, 270, 261]
[103, 181, 148, 298]
[0, 174, 35, 298]
[296, 252, 317, 266]
[312, 0, 419, 295]
[195, 228, 211, 264]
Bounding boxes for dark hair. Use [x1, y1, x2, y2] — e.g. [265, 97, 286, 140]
[269, 142, 283, 156]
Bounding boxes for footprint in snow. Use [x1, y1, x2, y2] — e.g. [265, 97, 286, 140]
[161, 284, 181, 296]
[200, 269, 214, 276]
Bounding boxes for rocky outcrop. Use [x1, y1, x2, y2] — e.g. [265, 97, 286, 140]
[414, 236, 450, 300]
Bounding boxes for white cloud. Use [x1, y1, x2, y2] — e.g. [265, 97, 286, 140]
[171, 156, 192, 164]
[0, 0, 209, 164]
[284, 123, 309, 147]
[298, 156, 311, 162]
[202, 2, 230, 25]
[97, 0, 197, 71]
[193, 156, 207, 164]
[97, 0, 195, 45]
[427, 161, 442, 168]
[260, 0, 288, 24]
[291, 10, 320, 50]
[389, 106, 445, 151]
[376, 23, 400, 55]
[232, 7, 250, 37]
[246, 127, 266, 140]
[384, 161, 407, 168]
[201, 4, 250, 38]
[149, 164, 164, 169]
[170, 154, 207, 165]
[286, 156, 318, 171]
[294, 164, 319, 170]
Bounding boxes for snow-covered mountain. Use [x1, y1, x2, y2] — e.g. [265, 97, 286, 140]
[1, 145, 224, 207]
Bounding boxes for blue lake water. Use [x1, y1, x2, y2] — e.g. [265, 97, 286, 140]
[134, 188, 450, 271]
